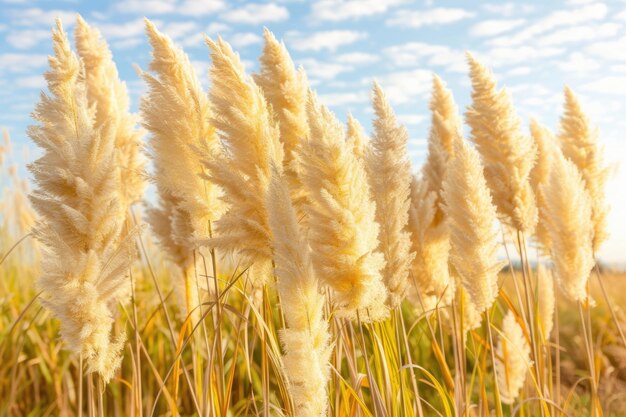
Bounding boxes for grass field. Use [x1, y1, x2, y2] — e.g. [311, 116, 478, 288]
[1, 16, 626, 417]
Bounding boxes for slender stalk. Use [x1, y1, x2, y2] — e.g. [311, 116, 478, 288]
[79, 355, 84, 417]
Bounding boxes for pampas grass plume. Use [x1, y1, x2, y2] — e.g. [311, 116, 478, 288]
[204, 35, 284, 292]
[541, 148, 595, 305]
[495, 310, 532, 404]
[28, 20, 133, 382]
[443, 134, 504, 313]
[465, 53, 538, 234]
[266, 166, 330, 417]
[296, 91, 387, 321]
[559, 86, 609, 252]
[366, 82, 415, 308]
[75, 15, 145, 209]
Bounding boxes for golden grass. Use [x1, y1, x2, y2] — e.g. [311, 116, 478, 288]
[1, 19, 625, 417]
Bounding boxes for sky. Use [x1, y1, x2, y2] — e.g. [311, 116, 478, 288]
[0, 0, 625, 264]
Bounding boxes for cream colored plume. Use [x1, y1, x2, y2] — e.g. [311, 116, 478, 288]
[141, 20, 222, 322]
[559, 87, 609, 253]
[529, 119, 556, 255]
[296, 91, 387, 321]
[495, 311, 532, 404]
[28, 20, 133, 382]
[443, 134, 504, 313]
[254, 29, 308, 216]
[254, 28, 308, 167]
[141, 19, 223, 250]
[465, 53, 538, 233]
[346, 113, 367, 160]
[407, 76, 460, 314]
[266, 166, 330, 417]
[204, 36, 284, 292]
[536, 264, 555, 339]
[407, 178, 454, 314]
[366, 82, 415, 308]
[74, 15, 145, 208]
[541, 149, 594, 305]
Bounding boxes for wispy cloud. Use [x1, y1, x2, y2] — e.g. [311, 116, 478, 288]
[481, 3, 535, 17]
[115, 0, 225, 16]
[286, 30, 366, 52]
[226, 32, 262, 48]
[469, 19, 525, 37]
[383, 42, 465, 73]
[297, 58, 353, 81]
[386, 7, 475, 28]
[6, 29, 50, 49]
[221, 3, 289, 25]
[0, 53, 48, 72]
[371, 69, 432, 104]
[8, 7, 77, 27]
[310, 0, 406, 21]
[488, 3, 608, 47]
[586, 36, 626, 61]
[536, 22, 619, 46]
[335, 52, 380, 65]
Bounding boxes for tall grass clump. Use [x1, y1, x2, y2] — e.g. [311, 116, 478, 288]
[366, 82, 414, 308]
[27, 19, 134, 382]
[140, 20, 225, 325]
[267, 167, 331, 417]
[296, 92, 387, 321]
[203, 35, 284, 298]
[4, 19, 624, 417]
[407, 75, 461, 314]
[466, 53, 538, 234]
[558, 87, 609, 253]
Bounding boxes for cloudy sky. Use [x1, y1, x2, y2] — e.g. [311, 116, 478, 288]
[0, 0, 625, 264]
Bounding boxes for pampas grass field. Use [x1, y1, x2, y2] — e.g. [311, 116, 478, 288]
[1, 16, 626, 417]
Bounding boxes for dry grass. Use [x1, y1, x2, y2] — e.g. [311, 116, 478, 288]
[1, 17, 625, 417]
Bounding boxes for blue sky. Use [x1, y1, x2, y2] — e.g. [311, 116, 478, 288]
[1, 0, 625, 263]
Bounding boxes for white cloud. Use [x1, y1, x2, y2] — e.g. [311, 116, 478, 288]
[383, 42, 465, 72]
[469, 19, 525, 37]
[0, 53, 48, 72]
[387, 7, 475, 28]
[113, 37, 143, 50]
[537, 23, 619, 46]
[506, 66, 532, 76]
[318, 92, 368, 107]
[582, 76, 626, 95]
[221, 3, 289, 25]
[159, 21, 199, 40]
[6, 29, 51, 49]
[616, 9, 626, 21]
[15, 75, 45, 89]
[586, 36, 626, 61]
[311, 0, 406, 21]
[610, 64, 626, 72]
[373, 69, 433, 104]
[397, 113, 425, 126]
[558, 52, 601, 74]
[335, 52, 379, 65]
[481, 46, 565, 67]
[287, 30, 366, 52]
[489, 3, 608, 47]
[227, 32, 262, 48]
[177, 0, 225, 15]
[481, 3, 535, 17]
[115, 0, 225, 15]
[297, 58, 353, 80]
[206, 23, 230, 35]
[98, 18, 146, 39]
[8, 8, 77, 27]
